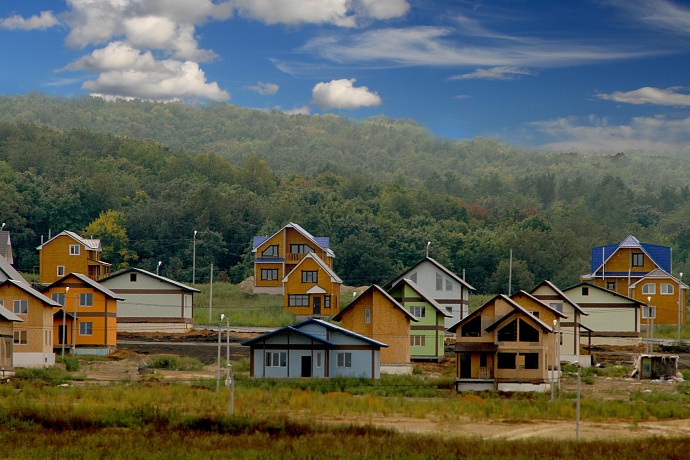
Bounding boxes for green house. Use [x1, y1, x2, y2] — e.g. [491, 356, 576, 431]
[388, 278, 450, 362]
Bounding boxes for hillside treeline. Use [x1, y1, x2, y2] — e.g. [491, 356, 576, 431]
[1, 94, 689, 293]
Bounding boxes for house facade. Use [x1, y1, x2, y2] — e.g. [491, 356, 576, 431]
[449, 294, 561, 392]
[252, 222, 336, 296]
[282, 253, 342, 317]
[0, 279, 60, 368]
[99, 267, 199, 333]
[385, 256, 475, 329]
[43, 273, 122, 356]
[0, 304, 23, 376]
[333, 284, 417, 374]
[242, 318, 386, 379]
[581, 235, 687, 325]
[387, 279, 449, 362]
[37, 231, 111, 285]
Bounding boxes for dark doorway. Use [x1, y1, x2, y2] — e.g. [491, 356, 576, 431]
[301, 355, 312, 377]
[460, 354, 472, 378]
[58, 325, 68, 345]
[313, 297, 321, 315]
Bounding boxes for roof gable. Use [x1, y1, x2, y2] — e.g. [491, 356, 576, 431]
[529, 280, 587, 315]
[0, 279, 61, 307]
[629, 268, 689, 289]
[562, 282, 646, 305]
[281, 253, 342, 284]
[99, 267, 200, 292]
[333, 284, 417, 323]
[387, 278, 451, 317]
[37, 230, 102, 252]
[590, 235, 671, 274]
[241, 318, 387, 348]
[385, 256, 475, 291]
[43, 273, 125, 300]
[252, 222, 333, 258]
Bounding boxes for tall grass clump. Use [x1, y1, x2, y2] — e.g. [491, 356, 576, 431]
[147, 355, 205, 371]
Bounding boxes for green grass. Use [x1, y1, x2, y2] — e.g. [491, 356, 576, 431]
[147, 355, 205, 371]
[649, 323, 690, 341]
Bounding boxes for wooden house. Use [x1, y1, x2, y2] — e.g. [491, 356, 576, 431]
[0, 303, 23, 377]
[98, 267, 199, 333]
[529, 280, 590, 366]
[333, 285, 418, 374]
[0, 255, 23, 283]
[385, 256, 475, 329]
[37, 231, 111, 285]
[581, 235, 687, 325]
[43, 273, 123, 356]
[0, 279, 60, 368]
[282, 252, 342, 317]
[387, 278, 449, 362]
[252, 222, 336, 295]
[241, 318, 387, 379]
[449, 294, 561, 392]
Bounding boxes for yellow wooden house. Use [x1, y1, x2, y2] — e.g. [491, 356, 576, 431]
[282, 253, 342, 316]
[37, 231, 111, 285]
[0, 303, 22, 376]
[581, 235, 687, 325]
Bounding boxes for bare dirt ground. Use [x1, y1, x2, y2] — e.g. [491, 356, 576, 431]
[75, 334, 690, 440]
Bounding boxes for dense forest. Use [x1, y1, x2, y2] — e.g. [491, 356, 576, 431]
[1, 93, 689, 294]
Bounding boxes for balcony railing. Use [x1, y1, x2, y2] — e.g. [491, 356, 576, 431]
[478, 366, 492, 379]
[286, 253, 306, 262]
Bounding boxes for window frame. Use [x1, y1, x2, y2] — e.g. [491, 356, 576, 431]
[435, 272, 443, 291]
[661, 283, 674, 295]
[364, 308, 371, 324]
[260, 268, 279, 281]
[79, 293, 93, 307]
[13, 330, 27, 345]
[69, 244, 81, 256]
[261, 245, 279, 257]
[642, 305, 656, 319]
[290, 244, 314, 254]
[288, 294, 310, 307]
[13, 299, 28, 315]
[410, 335, 426, 347]
[336, 352, 352, 368]
[642, 283, 656, 295]
[130, 273, 137, 282]
[410, 306, 426, 318]
[57, 266, 65, 277]
[301, 270, 318, 283]
[265, 351, 287, 368]
[79, 322, 93, 336]
[52, 293, 66, 306]
[632, 253, 644, 267]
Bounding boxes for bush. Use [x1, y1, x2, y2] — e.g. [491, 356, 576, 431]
[57, 356, 81, 372]
[147, 355, 205, 371]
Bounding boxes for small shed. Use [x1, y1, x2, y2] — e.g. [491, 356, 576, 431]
[631, 354, 680, 380]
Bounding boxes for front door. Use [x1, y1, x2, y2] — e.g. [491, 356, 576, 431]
[313, 296, 321, 315]
[460, 353, 472, 378]
[58, 325, 68, 345]
[301, 355, 312, 377]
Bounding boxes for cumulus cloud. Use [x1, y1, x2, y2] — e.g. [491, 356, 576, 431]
[312, 78, 381, 110]
[248, 82, 279, 95]
[0, 11, 59, 30]
[233, 0, 409, 27]
[450, 66, 534, 80]
[598, 86, 690, 107]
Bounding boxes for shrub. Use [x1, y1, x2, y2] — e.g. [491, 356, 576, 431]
[147, 355, 205, 371]
[57, 356, 81, 371]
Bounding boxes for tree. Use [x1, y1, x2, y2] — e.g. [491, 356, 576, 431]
[83, 210, 138, 270]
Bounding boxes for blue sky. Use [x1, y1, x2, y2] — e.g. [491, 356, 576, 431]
[2, 1, 690, 152]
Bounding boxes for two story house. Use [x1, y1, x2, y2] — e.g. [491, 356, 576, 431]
[37, 231, 111, 285]
[581, 235, 687, 325]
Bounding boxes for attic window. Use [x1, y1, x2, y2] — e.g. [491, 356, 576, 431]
[497, 320, 517, 342]
[461, 315, 481, 337]
[518, 319, 539, 343]
[130, 273, 137, 282]
[262, 245, 279, 257]
[632, 253, 644, 267]
[582, 287, 589, 296]
[446, 279, 452, 291]
[436, 272, 443, 290]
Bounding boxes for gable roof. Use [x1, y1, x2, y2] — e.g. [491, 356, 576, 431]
[333, 284, 418, 322]
[0, 230, 13, 264]
[589, 235, 672, 275]
[629, 268, 689, 290]
[281, 252, 342, 284]
[98, 267, 201, 292]
[0, 305, 22, 322]
[0, 279, 62, 307]
[252, 222, 334, 258]
[387, 278, 451, 318]
[241, 318, 388, 348]
[562, 282, 646, 305]
[43, 273, 125, 301]
[0, 255, 25, 282]
[529, 280, 588, 315]
[484, 294, 555, 333]
[512, 290, 568, 319]
[384, 256, 476, 291]
[36, 230, 102, 252]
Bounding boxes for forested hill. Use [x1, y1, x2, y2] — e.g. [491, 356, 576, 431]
[0, 93, 689, 294]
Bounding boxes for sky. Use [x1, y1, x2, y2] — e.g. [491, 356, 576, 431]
[2, 0, 690, 152]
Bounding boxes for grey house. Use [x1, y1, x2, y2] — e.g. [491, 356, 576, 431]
[242, 318, 387, 379]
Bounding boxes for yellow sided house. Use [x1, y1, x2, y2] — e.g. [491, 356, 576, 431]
[0, 303, 22, 377]
[282, 253, 342, 317]
[252, 222, 336, 295]
[449, 294, 563, 392]
[333, 285, 418, 374]
[581, 235, 687, 325]
[43, 273, 123, 356]
[37, 231, 111, 285]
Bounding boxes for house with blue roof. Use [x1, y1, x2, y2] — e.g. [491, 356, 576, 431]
[241, 318, 387, 379]
[252, 222, 340, 317]
[581, 236, 687, 325]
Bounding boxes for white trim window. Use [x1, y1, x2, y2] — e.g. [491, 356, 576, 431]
[642, 283, 656, 295]
[13, 330, 27, 345]
[52, 293, 66, 306]
[336, 352, 352, 368]
[411, 306, 426, 318]
[315, 352, 322, 368]
[661, 283, 674, 295]
[550, 303, 563, 313]
[69, 244, 81, 255]
[364, 308, 371, 324]
[80, 293, 93, 307]
[57, 266, 65, 277]
[410, 335, 426, 347]
[13, 299, 28, 315]
[79, 322, 93, 336]
[265, 351, 287, 367]
[642, 306, 656, 319]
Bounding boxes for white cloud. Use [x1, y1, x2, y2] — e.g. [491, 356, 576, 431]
[610, 0, 690, 36]
[65, 42, 158, 72]
[530, 114, 690, 152]
[312, 78, 381, 110]
[282, 106, 311, 115]
[598, 86, 690, 107]
[0, 11, 59, 30]
[450, 66, 534, 80]
[248, 82, 279, 95]
[233, 0, 409, 26]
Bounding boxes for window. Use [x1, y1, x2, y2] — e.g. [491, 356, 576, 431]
[521, 353, 539, 370]
[13, 330, 27, 345]
[410, 306, 426, 318]
[69, 244, 80, 255]
[52, 293, 66, 306]
[531, 311, 540, 319]
[261, 269, 278, 281]
[498, 320, 518, 342]
[661, 283, 674, 295]
[550, 302, 563, 313]
[301, 270, 318, 283]
[130, 273, 137, 282]
[13, 300, 28, 315]
[364, 308, 371, 324]
[324, 296, 331, 309]
[518, 319, 539, 342]
[461, 316, 482, 337]
[632, 253, 644, 267]
[290, 244, 314, 254]
[446, 306, 453, 314]
[446, 279, 452, 291]
[436, 272, 443, 290]
[80, 293, 93, 307]
[410, 335, 426, 347]
[57, 266, 65, 277]
[582, 287, 589, 296]
[337, 352, 352, 368]
[642, 284, 656, 295]
[606, 281, 615, 290]
[315, 352, 322, 368]
[642, 306, 656, 319]
[262, 245, 279, 257]
[80, 322, 93, 336]
[497, 353, 516, 369]
[288, 294, 310, 307]
[266, 351, 287, 367]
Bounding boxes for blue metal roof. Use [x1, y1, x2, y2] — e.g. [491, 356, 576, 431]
[591, 238, 672, 274]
